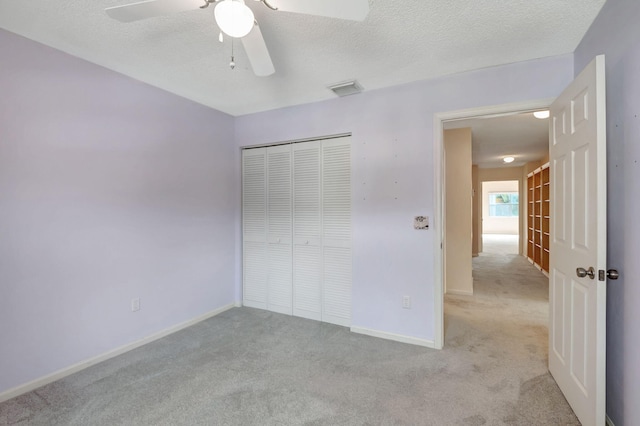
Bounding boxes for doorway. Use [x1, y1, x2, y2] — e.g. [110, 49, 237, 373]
[433, 99, 553, 349]
[439, 106, 556, 419]
[436, 57, 608, 426]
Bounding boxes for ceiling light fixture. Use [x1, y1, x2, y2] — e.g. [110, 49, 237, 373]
[215, 0, 255, 38]
[503, 156, 515, 164]
[533, 110, 550, 119]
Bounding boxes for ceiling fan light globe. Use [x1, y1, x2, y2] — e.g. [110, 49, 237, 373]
[215, 0, 255, 38]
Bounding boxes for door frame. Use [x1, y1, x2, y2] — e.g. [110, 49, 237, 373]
[433, 98, 554, 349]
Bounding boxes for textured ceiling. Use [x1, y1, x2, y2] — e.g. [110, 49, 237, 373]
[445, 113, 550, 169]
[0, 0, 605, 116]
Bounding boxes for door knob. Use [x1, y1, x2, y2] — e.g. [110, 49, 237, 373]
[576, 267, 596, 279]
[607, 269, 619, 280]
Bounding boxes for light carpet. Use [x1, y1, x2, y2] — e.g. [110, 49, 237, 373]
[0, 254, 578, 425]
[482, 234, 520, 255]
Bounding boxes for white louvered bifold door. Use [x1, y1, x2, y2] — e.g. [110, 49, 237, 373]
[242, 148, 268, 309]
[292, 141, 322, 321]
[321, 137, 352, 327]
[266, 145, 293, 315]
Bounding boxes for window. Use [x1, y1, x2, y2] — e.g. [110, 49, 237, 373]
[488, 192, 519, 217]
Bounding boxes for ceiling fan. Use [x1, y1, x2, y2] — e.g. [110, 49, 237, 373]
[105, 0, 370, 76]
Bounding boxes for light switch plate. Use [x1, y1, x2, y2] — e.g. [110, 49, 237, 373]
[414, 216, 429, 230]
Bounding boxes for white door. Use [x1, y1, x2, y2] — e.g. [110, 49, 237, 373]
[321, 138, 352, 327]
[548, 55, 607, 426]
[242, 148, 268, 309]
[292, 141, 323, 321]
[266, 145, 293, 315]
[242, 138, 351, 325]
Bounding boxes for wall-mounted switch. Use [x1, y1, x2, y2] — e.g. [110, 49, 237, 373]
[414, 216, 428, 230]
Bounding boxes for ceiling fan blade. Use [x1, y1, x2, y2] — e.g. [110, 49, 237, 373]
[268, 0, 369, 21]
[241, 23, 275, 77]
[105, 0, 205, 23]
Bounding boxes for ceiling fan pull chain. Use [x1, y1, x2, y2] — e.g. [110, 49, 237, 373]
[230, 38, 236, 70]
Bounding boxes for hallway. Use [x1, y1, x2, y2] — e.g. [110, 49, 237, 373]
[444, 250, 578, 424]
[481, 234, 519, 255]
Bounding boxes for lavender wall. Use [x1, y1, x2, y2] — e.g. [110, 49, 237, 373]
[574, 1, 640, 423]
[235, 54, 574, 341]
[0, 29, 238, 394]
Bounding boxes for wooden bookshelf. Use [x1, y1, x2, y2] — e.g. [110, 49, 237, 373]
[527, 162, 550, 274]
[527, 174, 535, 261]
[541, 166, 550, 272]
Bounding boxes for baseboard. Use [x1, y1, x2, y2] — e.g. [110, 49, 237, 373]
[446, 289, 474, 296]
[350, 326, 436, 349]
[0, 303, 237, 403]
[606, 414, 615, 426]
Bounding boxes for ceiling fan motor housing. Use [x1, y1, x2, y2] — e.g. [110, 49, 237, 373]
[215, 0, 255, 38]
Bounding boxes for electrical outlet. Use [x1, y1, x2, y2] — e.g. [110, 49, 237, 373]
[131, 298, 140, 312]
[402, 296, 411, 309]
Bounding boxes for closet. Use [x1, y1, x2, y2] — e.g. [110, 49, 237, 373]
[242, 137, 352, 327]
[527, 162, 550, 274]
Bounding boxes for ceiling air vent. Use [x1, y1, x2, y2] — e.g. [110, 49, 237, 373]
[328, 80, 363, 97]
